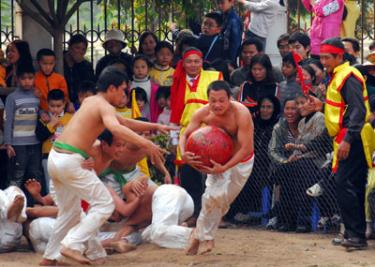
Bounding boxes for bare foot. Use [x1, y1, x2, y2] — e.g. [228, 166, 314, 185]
[185, 229, 200, 255]
[60, 246, 91, 265]
[90, 257, 106, 265]
[39, 259, 70, 266]
[200, 240, 215, 255]
[7, 195, 24, 222]
[110, 240, 136, 253]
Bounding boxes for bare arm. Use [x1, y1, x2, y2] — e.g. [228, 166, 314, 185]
[107, 186, 141, 218]
[116, 114, 177, 134]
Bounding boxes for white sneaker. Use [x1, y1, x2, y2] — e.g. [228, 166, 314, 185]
[306, 183, 323, 197]
[266, 217, 278, 229]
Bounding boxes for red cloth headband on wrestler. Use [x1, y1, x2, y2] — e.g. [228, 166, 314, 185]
[183, 50, 203, 60]
[320, 44, 345, 55]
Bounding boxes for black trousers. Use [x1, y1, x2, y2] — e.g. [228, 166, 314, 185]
[179, 164, 205, 217]
[335, 139, 367, 239]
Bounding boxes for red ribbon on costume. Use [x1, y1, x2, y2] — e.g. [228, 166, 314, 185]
[292, 51, 309, 95]
[170, 50, 203, 124]
[320, 44, 345, 55]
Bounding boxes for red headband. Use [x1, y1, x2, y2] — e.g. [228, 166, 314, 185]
[183, 50, 203, 60]
[320, 44, 345, 55]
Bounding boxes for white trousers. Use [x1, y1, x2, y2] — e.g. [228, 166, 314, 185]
[43, 149, 115, 261]
[195, 156, 254, 241]
[30, 218, 142, 254]
[142, 184, 194, 249]
[0, 186, 26, 253]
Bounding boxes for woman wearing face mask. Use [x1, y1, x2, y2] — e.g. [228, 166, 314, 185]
[229, 96, 281, 223]
[238, 54, 278, 117]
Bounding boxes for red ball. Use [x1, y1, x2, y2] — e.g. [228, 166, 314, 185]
[186, 126, 234, 168]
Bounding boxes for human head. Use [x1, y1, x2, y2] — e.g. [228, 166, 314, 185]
[118, 87, 130, 108]
[295, 93, 315, 117]
[216, 0, 235, 13]
[155, 41, 174, 67]
[305, 58, 324, 84]
[178, 36, 198, 57]
[320, 37, 345, 73]
[37, 48, 56, 76]
[131, 87, 148, 110]
[138, 31, 158, 58]
[283, 98, 299, 125]
[103, 29, 126, 56]
[132, 54, 151, 79]
[259, 96, 281, 122]
[67, 34, 88, 63]
[342, 37, 360, 58]
[97, 67, 128, 107]
[182, 47, 203, 77]
[47, 89, 66, 115]
[301, 64, 316, 85]
[240, 38, 264, 66]
[289, 32, 311, 59]
[277, 33, 290, 58]
[156, 86, 171, 109]
[281, 52, 297, 78]
[207, 80, 231, 116]
[202, 12, 223, 36]
[98, 129, 125, 160]
[16, 63, 35, 90]
[78, 80, 97, 104]
[249, 54, 274, 83]
[6, 40, 33, 66]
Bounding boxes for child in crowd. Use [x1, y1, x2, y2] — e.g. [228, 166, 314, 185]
[288, 32, 311, 62]
[156, 86, 171, 125]
[278, 52, 302, 109]
[149, 41, 175, 86]
[34, 49, 70, 112]
[130, 55, 161, 122]
[116, 88, 132, 119]
[131, 87, 150, 120]
[76, 80, 97, 110]
[35, 89, 73, 193]
[197, 12, 225, 63]
[4, 64, 42, 189]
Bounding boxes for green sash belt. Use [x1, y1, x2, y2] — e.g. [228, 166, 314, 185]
[53, 141, 89, 159]
[100, 168, 128, 188]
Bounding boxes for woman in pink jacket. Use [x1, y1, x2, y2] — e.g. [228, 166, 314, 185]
[302, 0, 344, 57]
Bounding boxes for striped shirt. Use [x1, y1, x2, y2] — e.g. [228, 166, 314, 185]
[4, 88, 40, 145]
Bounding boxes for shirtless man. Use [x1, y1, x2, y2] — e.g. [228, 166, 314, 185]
[40, 66, 171, 266]
[179, 80, 254, 255]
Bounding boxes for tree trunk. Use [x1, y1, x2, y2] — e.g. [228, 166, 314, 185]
[53, 28, 64, 75]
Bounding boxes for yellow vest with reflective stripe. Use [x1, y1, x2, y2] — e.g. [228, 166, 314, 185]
[325, 62, 374, 170]
[176, 70, 222, 163]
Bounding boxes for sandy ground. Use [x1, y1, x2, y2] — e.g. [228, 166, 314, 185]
[1, 228, 375, 267]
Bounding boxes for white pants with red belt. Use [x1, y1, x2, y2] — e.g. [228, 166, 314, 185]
[43, 149, 115, 261]
[195, 155, 254, 241]
[142, 184, 194, 249]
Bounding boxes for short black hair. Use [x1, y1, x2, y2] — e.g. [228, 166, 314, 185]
[98, 129, 113, 145]
[288, 32, 311, 48]
[133, 54, 152, 68]
[156, 86, 170, 100]
[283, 97, 296, 108]
[68, 34, 88, 48]
[282, 52, 297, 68]
[321, 37, 345, 56]
[97, 66, 129, 92]
[131, 87, 148, 103]
[370, 41, 375, 51]
[204, 11, 224, 27]
[16, 63, 35, 77]
[241, 38, 264, 53]
[305, 58, 324, 72]
[178, 36, 198, 54]
[47, 89, 65, 102]
[207, 80, 231, 98]
[79, 80, 97, 94]
[277, 33, 289, 47]
[342, 37, 360, 53]
[155, 41, 174, 54]
[37, 48, 56, 61]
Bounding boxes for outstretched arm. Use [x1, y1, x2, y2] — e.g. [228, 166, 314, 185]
[116, 114, 177, 134]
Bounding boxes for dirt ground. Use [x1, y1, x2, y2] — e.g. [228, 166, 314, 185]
[1, 228, 375, 267]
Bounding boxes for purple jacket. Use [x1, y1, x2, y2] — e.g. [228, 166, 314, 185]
[302, 0, 344, 55]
